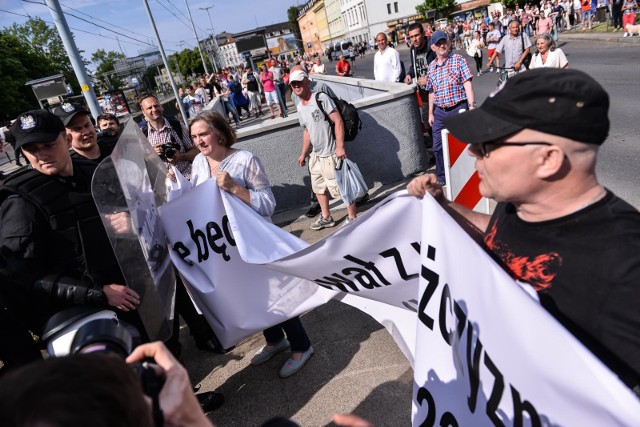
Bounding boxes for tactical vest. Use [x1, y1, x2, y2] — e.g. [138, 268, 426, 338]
[0, 158, 122, 284]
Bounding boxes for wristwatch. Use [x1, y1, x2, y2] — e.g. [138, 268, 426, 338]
[471, 102, 477, 107]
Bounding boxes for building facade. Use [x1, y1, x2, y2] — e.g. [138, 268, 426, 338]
[218, 37, 242, 69]
[298, 1, 321, 56]
[341, 0, 370, 44]
[326, 0, 346, 42]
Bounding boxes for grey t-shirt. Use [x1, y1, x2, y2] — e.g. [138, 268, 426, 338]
[269, 66, 284, 83]
[297, 92, 336, 157]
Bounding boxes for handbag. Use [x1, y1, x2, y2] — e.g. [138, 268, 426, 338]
[520, 32, 532, 69]
[466, 44, 478, 57]
[334, 158, 367, 206]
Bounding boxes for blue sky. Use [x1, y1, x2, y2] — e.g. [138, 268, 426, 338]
[1, 0, 300, 67]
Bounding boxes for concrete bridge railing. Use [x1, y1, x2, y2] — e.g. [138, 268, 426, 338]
[235, 75, 429, 212]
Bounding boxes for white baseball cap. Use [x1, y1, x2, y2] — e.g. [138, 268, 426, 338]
[289, 69, 308, 84]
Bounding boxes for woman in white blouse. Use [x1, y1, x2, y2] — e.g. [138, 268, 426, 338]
[189, 110, 315, 378]
[529, 34, 569, 69]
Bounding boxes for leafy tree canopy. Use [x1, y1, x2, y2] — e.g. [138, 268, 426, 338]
[91, 49, 126, 94]
[416, 0, 457, 20]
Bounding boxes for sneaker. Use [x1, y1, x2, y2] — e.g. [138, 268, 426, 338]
[251, 338, 290, 365]
[623, 32, 629, 37]
[305, 203, 321, 218]
[495, 68, 500, 74]
[310, 216, 335, 230]
[279, 346, 314, 378]
[197, 391, 225, 412]
[341, 217, 356, 228]
[489, 66, 494, 72]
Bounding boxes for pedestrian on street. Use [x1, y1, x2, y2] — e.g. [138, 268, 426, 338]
[426, 30, 476, 186]
[291, 68, 358, 228]
[373, 32, 402, 83]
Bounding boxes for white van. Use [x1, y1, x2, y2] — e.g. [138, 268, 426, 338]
[330, 40, 353, 60]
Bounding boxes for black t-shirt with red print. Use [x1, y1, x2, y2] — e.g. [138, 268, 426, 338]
[485, 191, 640, 390]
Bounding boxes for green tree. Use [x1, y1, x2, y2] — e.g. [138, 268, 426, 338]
[287, 6, 303, 49]
[141, 66, 160, 92]
[5, 17, 81, 94]
[91, 49, 126, 93]
[171, 48, 208, 80]
[0, 32, 62, 120]
[416, 0, 457, 20]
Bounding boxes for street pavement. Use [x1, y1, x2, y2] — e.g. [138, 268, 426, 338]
[1, 30, 636, 425]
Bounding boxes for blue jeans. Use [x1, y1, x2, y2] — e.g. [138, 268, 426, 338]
[275, 82, 288, 117]
[432, 101, 469, 184]
[263, 316, 310, 352]
[222, 99, 240, 124]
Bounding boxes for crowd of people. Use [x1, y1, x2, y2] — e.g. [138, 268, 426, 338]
[0, 8, 639, 425]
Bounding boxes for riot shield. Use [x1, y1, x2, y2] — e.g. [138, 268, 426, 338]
[91, 121, 174, 342]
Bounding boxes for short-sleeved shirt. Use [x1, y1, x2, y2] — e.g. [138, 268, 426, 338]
[485, 193, 640, 389]
[486, 29, 502, 49]
[145, 117, 194, 180]
[426, 53, 473, 109]
[297, 92, 336, 157]
[260, 72, 276, 92]
[495, 33, 532, 68]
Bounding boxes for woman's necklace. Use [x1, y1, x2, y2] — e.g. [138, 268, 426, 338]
[207, 148, 232, 177]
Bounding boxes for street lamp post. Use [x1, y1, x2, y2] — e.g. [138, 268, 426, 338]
[184, 0, 210, 75]
[199, 5, 219, 73]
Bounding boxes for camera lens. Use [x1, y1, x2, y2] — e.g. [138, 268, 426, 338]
[70, 318, 133, 358]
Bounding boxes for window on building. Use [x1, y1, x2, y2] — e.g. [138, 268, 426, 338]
[394, 2, 399, 13]
[387, 3, 391, 14]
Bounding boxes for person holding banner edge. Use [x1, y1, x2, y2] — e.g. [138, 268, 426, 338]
[407, 68, 640, 395]
[189, 110, 315, 378]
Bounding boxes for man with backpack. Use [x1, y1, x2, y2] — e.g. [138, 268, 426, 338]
[290, 68, 357, 229]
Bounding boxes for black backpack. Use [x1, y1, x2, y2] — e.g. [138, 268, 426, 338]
[315, 92, 362, 142]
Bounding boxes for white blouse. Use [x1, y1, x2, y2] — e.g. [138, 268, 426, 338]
[191, 149, 276, 217]
[529, 48, 568, 69]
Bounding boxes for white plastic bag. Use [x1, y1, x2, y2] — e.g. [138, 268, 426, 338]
[335, 158, 367, 206]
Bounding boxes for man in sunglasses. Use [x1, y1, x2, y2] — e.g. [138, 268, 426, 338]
[408, 68, 640, 394]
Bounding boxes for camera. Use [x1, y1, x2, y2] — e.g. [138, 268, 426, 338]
[160, 142, 180, 160]
[96, 129, 117, 139]
[71, 318, 166, 399]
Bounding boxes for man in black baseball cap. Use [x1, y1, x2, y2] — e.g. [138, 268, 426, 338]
[0, 109, 141, 372]
[51, 102, 113, 163]
[407, 68, 640, 393]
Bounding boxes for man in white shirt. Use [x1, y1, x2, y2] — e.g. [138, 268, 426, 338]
[373, 32, 402, 83]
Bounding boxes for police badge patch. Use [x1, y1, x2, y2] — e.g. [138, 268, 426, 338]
[20, 115, 36, 130]
[61, 103, 76, 113]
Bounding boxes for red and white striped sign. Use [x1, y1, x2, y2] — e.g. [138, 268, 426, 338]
[441, 129, 490, 213]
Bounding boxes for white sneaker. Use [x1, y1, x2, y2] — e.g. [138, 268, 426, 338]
[623, 32, 629, 37]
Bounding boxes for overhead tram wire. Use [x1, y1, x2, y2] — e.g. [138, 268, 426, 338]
[1, 8, 150, 50]
[59, 1, 152, 41]
[19, 0, 182, 52]
[159, 0, 208, 35]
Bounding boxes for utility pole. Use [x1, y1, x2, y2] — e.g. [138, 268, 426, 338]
[44, 0, 101, 117]
[199, 5, 219, 73]
[142, 0, 189, 124]
[184, 0, 210, 75]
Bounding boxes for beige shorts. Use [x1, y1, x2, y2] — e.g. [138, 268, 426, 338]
[309, 153, 341, 198]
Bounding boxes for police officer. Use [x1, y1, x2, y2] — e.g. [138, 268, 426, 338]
[51, 103, 117, 163]
[0, 109, 141, 371]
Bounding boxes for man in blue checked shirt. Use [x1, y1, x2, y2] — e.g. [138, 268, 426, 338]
[426, 30, 476, 185]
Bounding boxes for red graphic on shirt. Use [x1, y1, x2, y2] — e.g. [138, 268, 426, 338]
[484, 222, 562, 291]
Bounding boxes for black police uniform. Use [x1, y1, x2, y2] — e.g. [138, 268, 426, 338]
[0, 157, 136, 369]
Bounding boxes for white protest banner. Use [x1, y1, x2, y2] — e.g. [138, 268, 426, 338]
[411, 195, 640, 426]
[160, 180, 640, 426]
[159, 180, 336, 347]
